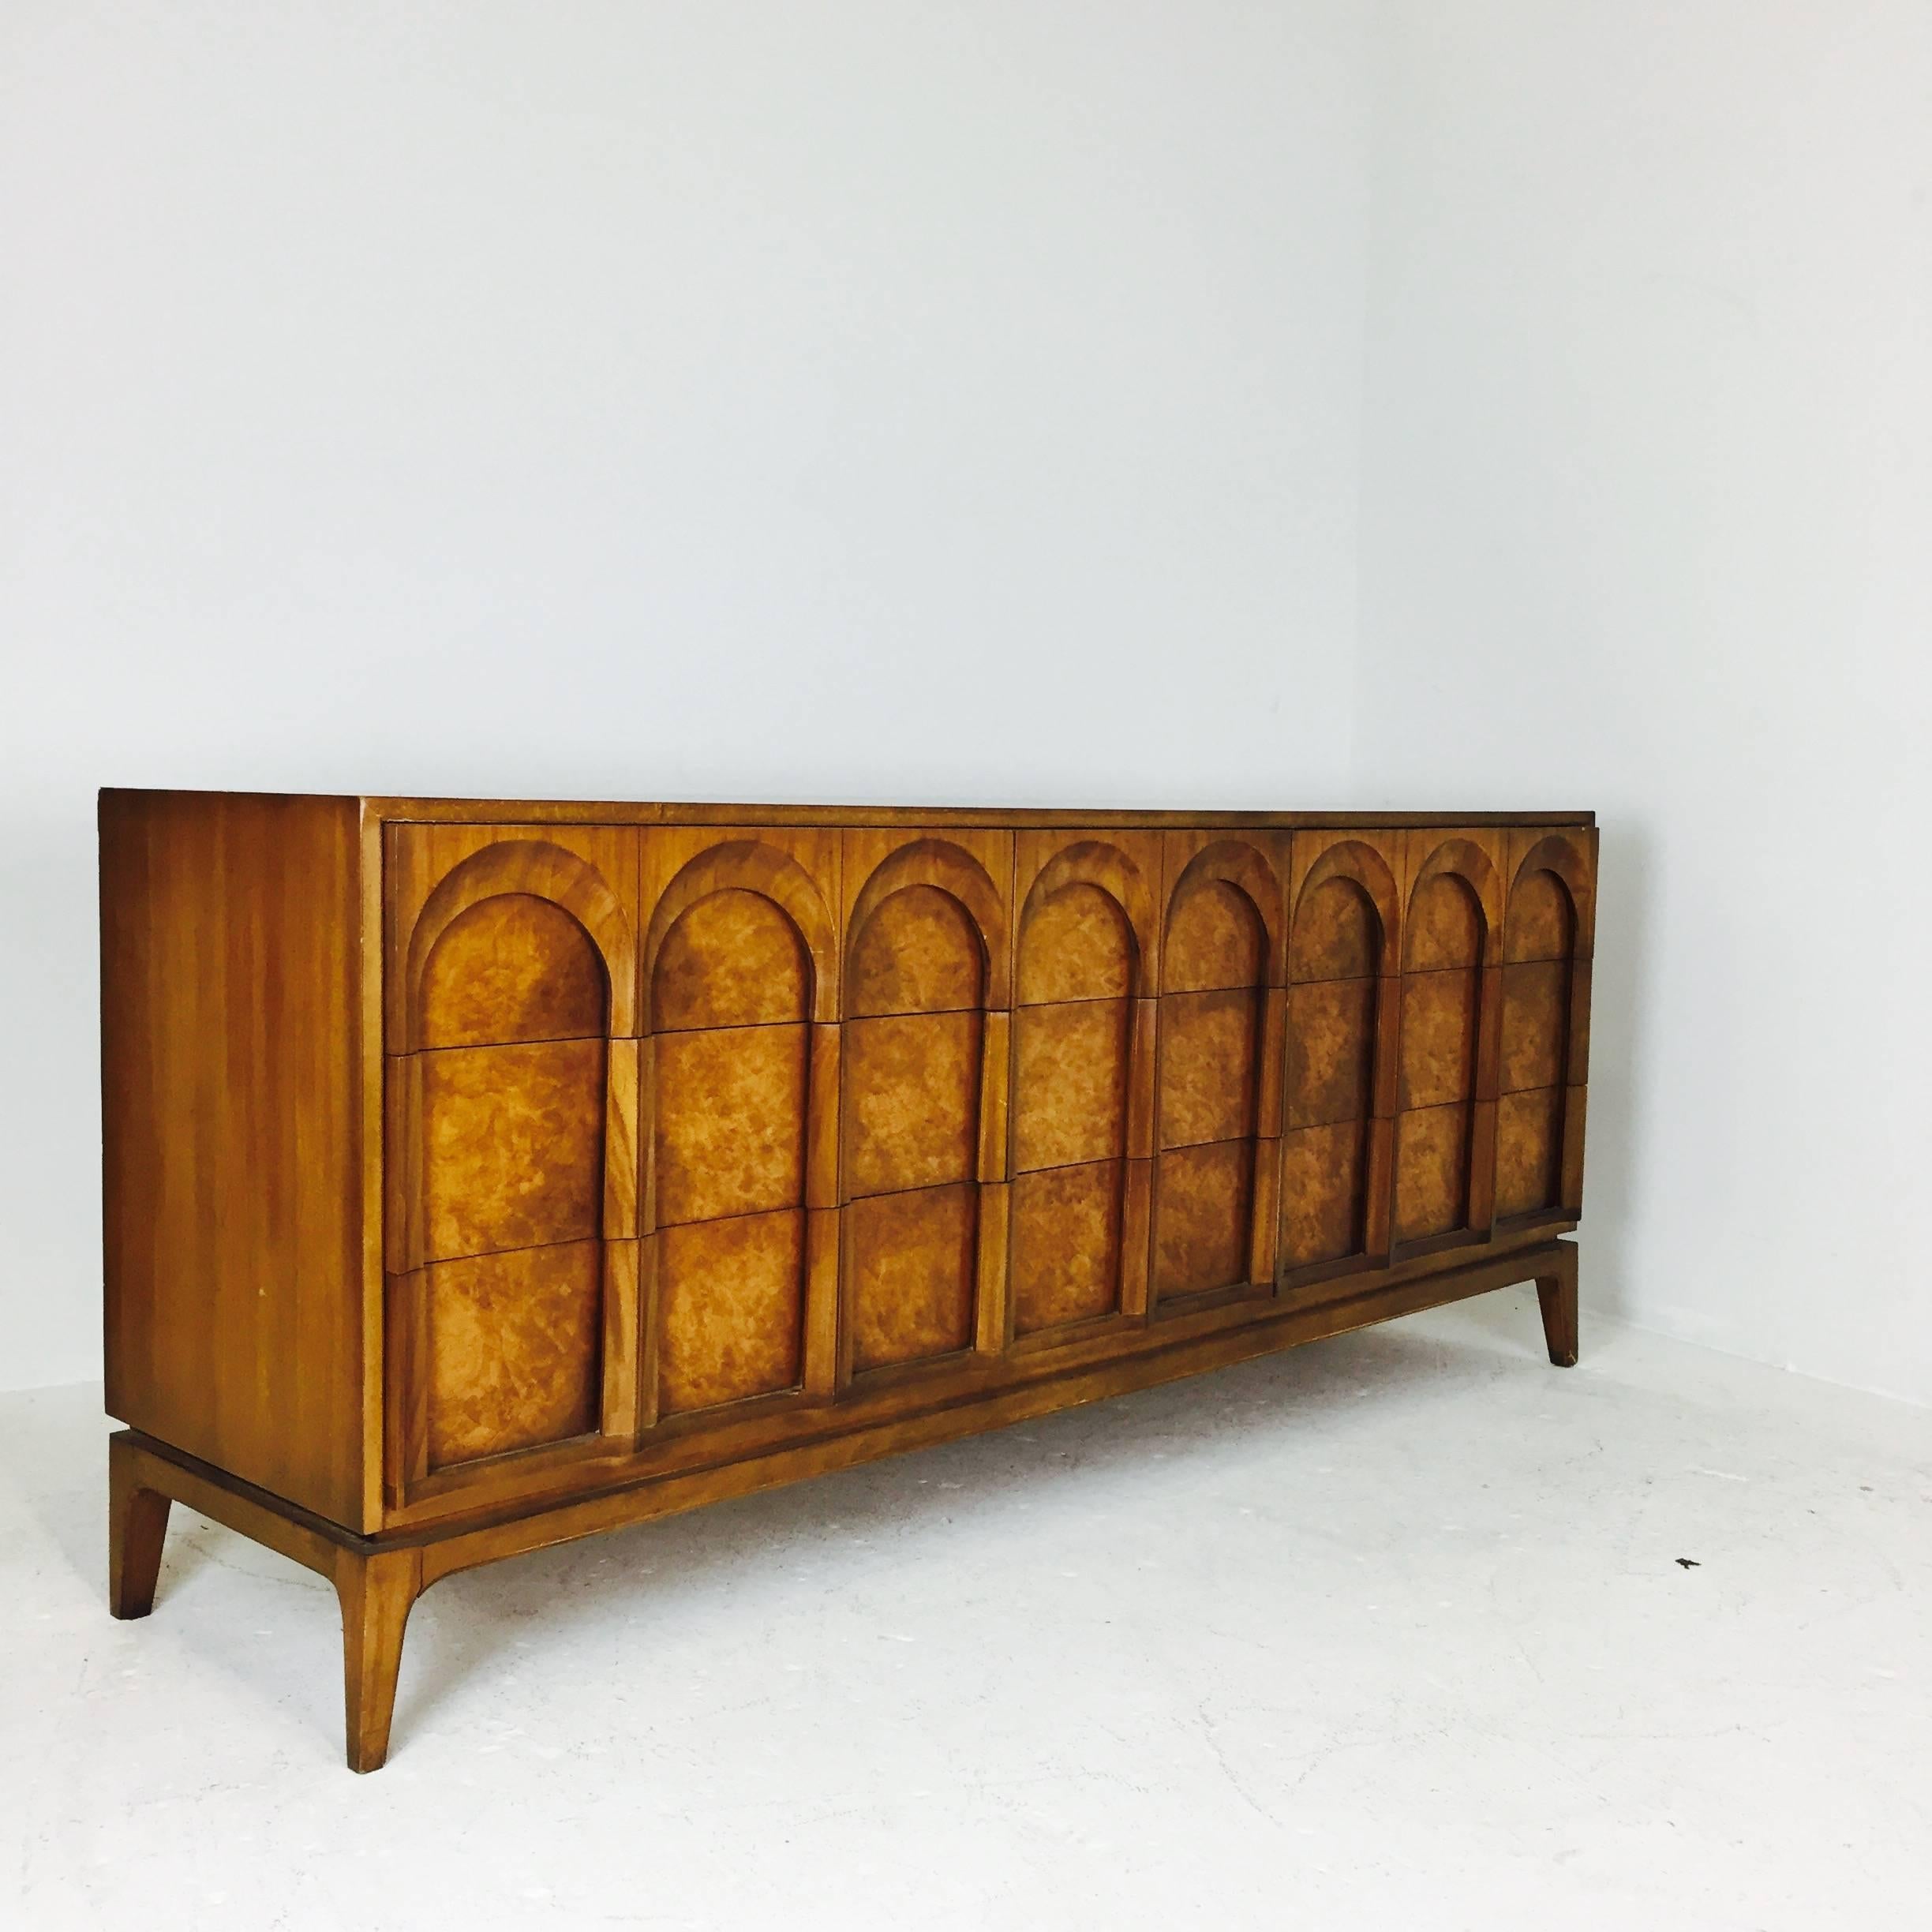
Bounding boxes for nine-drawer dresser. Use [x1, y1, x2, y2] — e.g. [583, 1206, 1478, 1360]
[100, 791, 1596, 1769]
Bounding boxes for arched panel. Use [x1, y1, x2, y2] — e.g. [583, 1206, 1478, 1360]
[849, 885, 983, 1017]
[413, 899, 611, 1471]
[1506, 830, 1597, 961]
[1282, 871, 1389, 1275]
[1290, 838, 1401, 982]
[653, 889, 810, 1032]
[1404, 872, 1485, 972]
[643, 837, 837, 1024]
[1155, 872, 1269, 1300]
[1011, 875, 1136, 1335]
[1497, 850, 1584, 1222]
[846, 837, 1007, 1014]
[1394, 833, 1501, 1247]
[418, 894, 606, 1049]
[399, 837, 635, 1050]
[844, 867, 991, 1373]
[650, 885, 812, 1416]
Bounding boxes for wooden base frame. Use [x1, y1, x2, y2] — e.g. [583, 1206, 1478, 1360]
[109, 1237, 1580, 1773]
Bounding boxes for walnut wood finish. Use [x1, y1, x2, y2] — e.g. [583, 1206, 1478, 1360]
[100, 792, 1596, 1770]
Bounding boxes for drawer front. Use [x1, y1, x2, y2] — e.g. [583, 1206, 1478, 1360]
[384, 825, 642, 1507]
[376, 813, 1593, 1528]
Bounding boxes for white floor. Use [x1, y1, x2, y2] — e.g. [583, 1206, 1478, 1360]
[3, 1289, 1927, 1931]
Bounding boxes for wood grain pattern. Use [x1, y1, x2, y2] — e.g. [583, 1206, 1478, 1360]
[1002, 832, 1159, 1331]
[1278, 1119, 1375, 1270]
[1394, 1102, 1473, 1243]
[101, 791, 369, 1530]
[1013, 830, 1160, 998]
[1156, 988, 1263, 1149]
[100, 793, 1594, 1772]
[842, 827, 1012, 1015]
[1496, 1086, 1565, 1221]
[640, 826, 839, 1026]
[1393, 829, 1506, 1253]
[418, 1039, 606, 1261]
[651, 889, 810, 1032]
[1161, 829, 1286, 988]
[656, 1209, 806, 1414]
[1151, 1139, 1256, 1301]
[637, 829, 832, 1420]
[1494, 828, 1596, 1228]
[386, 824, 638, 1050]
[1010, 1159, 1125, 1335]
[1397, 972, 1481, 1113]
[652, 1024, 808, 1226]
[845, 1182, 979, 1372]
[425, 1241, 602, 1468]
[373, 799, 1589, 829]
[1013, 998, 1131, 1171]
[844, 1011, 983, 1196]
[1151, 832, 1282, 1303]
[417, 893, 606, 1047]
[1500, 960, 1571, 1093]
[1286, 978, 1379, 1128]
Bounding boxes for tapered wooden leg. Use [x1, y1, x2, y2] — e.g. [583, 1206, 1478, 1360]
[108, 1434, 173, 1619]
[334, 1547, 422, 1774]
[1535, 1240, 1579, 1367]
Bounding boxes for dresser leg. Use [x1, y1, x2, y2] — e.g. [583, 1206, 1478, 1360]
[1535, 1241, 1579, 1367]
[108, 1435, 173, 1619]
[334, 1547, 422, 1774]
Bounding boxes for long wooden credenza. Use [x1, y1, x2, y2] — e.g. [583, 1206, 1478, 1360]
[99, 792, 1595, 1769]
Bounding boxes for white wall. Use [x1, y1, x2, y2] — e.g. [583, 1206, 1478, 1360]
[8, 2, 1929, 1406]
[0, 2, 1373, 1388]
[1357, 2, 1932, 1402]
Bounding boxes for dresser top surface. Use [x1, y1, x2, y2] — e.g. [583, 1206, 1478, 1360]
[102, 789, 1595, 831]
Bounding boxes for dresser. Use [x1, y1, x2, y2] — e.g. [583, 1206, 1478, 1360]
[100, 792, 1595, 1769]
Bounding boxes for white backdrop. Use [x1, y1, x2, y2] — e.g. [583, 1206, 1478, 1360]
[0, 1, 1372, 1388]
[4, 3, 1927, 1403]
[1357, 2, 1932, 1404]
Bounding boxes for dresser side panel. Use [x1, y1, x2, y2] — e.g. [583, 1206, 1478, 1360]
[101, 790, 369, 1529]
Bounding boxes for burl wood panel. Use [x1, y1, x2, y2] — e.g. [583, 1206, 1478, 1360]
[1397, 971, 1481, 1112]
[841, 829, 1008, 1372]
[100, 791, 369, 1530]
[391, 825, 640, 1479]
[1496, 826, 1596, 1223]
[1495, 1087, 1565, 1221]
[1152, 832, 1282, 1301]
[385, 824, 638, 1050]
[1279, 1119, 1379, 1267]
[639, 829, 837, 1417]
[1285, 978, 1378, 1128]
[652, 1024, 808, 1226]
[425, 1241, 602, 1468]
[418, 1039, 607, 1263]
[1010, 1162, 1124, 1334]
[656, 1209, 805, 1414]
[1003, 831, 1161, 1335]
[1394, 1102, 1473, 1242]
[1014, 998, 1132, 1171]
[652, 890, 810, 1031]
[1158, 990, 1264, 1148]
[1278, 832, 1402, 1279]
[845, 1183, 979, 1372]
[418, 894, 607, 1048]
[1393, 831, 1504, 1250]
[641, 826, 839, 1025]
[844, 1011, 983, 1196]
[841, 826, 1011, 1017]
[1151, 1140, 1256, 1300]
